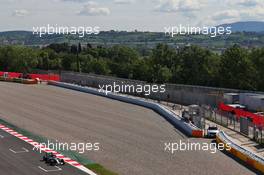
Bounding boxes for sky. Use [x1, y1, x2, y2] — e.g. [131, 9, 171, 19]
[0, 0, 264, 32]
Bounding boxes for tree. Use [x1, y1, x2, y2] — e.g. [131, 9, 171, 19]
[218, 45, 257, 90]
[131, 59, 152, 82]
[176, 45, 219, 86]
[157, 66, 172, 83]
[70, 44, 82, 72]
[90, 59, 110, 75]
[108, 45, 139, 63]
[151, 43, 176, 69]
[0, 43, 263, 92]
[108, 62, 132, 78]
[77, 43, 82, 72]
[47, 43, 69, 53]
[80, 54, 93, 73]
[61, 53, 76, 70]
[250, 48, 264, 91]
[0, 46, 14, 71]
[38, 50, 49, 70]
[9, 46, 38, 73]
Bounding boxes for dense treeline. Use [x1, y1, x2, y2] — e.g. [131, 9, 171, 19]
[0, 43, 263, 91]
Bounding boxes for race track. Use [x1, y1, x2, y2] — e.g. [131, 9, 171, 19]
[0, 128, 87, 175]
[0, 82, 256, 175]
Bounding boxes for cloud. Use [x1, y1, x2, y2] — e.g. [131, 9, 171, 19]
[200, 4, 264, 27]
[114, 0, 134, 4]
[211, 10, 240, 21]
[78, 2, 110, 16]
[223, 0, 264, 20]
[155, 0, 203, 13]
[61, 0, 90, 2]
[12, 9, 30, 17]
[240, 6, 264, 20]
[197, 9, 240, 26]
[236, 0, 263, 7]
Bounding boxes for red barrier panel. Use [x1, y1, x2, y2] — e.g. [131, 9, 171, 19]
[0, 71, 22, 78]
[192, 130, 204, 137]
[219, 103, 264, 127]
[0, 71, 60, 81]
[30, 74, 60, 81]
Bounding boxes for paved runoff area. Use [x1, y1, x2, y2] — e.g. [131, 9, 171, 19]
[0, 82, 257, 175]
[0, 128, 88, 175]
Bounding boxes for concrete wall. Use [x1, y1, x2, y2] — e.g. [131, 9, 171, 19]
[60, 71, 263, 107]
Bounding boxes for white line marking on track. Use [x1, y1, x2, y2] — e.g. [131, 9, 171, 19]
[9, 147, 29, 153]
[38, 166, 62, 172]
[0, 134, 4, 138]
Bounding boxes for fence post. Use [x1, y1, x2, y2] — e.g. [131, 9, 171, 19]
[234, 116, 235, 130]
[221, 112, 223, 125]
[253, 125, 256, 141]
[214, 111, 216, 121]
[261, 128, 263, 144]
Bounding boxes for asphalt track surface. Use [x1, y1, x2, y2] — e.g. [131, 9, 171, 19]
[0, 128, 87, 175]
[0, 82, 257, 175]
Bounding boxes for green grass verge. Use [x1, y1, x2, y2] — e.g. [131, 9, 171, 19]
[86, 164, 119, 175]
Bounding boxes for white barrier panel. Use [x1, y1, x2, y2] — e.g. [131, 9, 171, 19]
[48, 81, 201, 137]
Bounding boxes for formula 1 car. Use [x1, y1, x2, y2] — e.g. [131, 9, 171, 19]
[42, 152, 65, 166]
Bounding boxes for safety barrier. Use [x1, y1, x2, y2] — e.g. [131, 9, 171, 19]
[219, 103, 264, 126]
[48, 81, 203, 137]
[0, 77, 38, 84]
[22, 79, 38, 84]
[0, 71, 60, 81]
[192, 130, 204, 137]
[216, 131, 264, 173]
[30, 74, 60, 81]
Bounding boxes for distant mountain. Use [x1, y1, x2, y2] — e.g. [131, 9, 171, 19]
[0, 27, 264, 48]
[0, 31, 32, 41]
[0, 30, 31, 36]
[218, 21, 264, 32]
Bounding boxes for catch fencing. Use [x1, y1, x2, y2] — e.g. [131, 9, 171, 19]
[201, 105, 264, 144]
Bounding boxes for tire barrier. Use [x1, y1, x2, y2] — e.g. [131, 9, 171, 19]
[22, 79, 38, 84]
[0, 77, 38, 84]
[216, 131, 264, 173]
[48, 81, 203, 137]
[0, 71, 60, 81]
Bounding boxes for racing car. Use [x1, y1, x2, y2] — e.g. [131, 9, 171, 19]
[42, 152, 65, 166]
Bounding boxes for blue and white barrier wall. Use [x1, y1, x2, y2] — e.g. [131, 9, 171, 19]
[48, 81, 203, 137]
